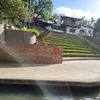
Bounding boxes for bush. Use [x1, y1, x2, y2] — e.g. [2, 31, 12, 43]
[21, 27, 41, 37]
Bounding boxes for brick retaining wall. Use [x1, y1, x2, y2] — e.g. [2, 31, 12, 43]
[5, 43, 63, 64]
[19, 44, 63, 64]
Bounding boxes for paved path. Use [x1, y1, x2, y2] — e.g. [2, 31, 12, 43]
[0, 60, 100, 86]
[63, 57, 100, 61]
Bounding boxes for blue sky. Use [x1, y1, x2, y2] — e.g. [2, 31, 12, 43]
[52, 0, 100, 19]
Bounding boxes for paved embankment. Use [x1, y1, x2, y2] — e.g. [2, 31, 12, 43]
[0, 60, 100, 87]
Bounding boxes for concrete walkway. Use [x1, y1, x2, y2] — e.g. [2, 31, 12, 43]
[0, 60, 100, 86]
[63, 57, 100, 61]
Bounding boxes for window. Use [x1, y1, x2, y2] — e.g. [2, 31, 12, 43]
[61, 20, 64, 25]
[72, 19, 75, 24]
[89, 30, 91, 33]
[80, 29, 85, 33]
[70, 28, 76, 33]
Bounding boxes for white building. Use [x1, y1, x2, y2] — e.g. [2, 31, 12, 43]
[66, 26, 93, 36]
[55, 16, 94, 36]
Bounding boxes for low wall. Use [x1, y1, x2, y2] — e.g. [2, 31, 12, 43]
[5, 29, 36, 45]
[0, 43, 21, 63]
[5, 44, 63, 64]
[19, 44, 63, 64]
[2, 29, 63, 64]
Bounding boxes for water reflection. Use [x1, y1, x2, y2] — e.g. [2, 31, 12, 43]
[0, 84, 99, 100]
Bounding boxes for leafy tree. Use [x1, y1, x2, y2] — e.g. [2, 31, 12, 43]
[0, 0, 29, 26]
[88, 18, 100, 46]
[94, 18, 100, 37]
[25, 0, 53, 21]
[49, 14, 59, 23]
[81, 17, 95, 28]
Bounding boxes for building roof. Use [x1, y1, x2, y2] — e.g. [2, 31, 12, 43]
[61, 16, 82, 21]
[34, 20, 52, 27]
[21, 20, 52, 28]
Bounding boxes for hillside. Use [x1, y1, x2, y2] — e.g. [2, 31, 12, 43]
[44, 32, 100, 57]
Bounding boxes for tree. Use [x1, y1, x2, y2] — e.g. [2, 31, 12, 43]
[90, 18, 100, 46]
[81, 18, 95, 28]
[25, 0, 53, 21]
[0, 0, 29, 25]
[94, 18, 100, 36]
[49, 13, 59, 23]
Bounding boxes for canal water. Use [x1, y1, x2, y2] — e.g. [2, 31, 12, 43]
[0, 84, 100, 100]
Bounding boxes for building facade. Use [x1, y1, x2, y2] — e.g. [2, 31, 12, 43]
[56, 16, 94, 36]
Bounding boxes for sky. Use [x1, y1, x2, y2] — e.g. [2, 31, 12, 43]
[52, 0, 100, 20]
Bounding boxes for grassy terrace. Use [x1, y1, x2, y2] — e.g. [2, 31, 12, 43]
[44, 32, 100, 57]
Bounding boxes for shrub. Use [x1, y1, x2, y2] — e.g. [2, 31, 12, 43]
[21, 27, 41, 37]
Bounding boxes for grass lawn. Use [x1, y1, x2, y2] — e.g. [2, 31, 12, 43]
[44, 32, 100, 57]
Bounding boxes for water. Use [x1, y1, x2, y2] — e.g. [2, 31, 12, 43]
[0, 84, 100, 100]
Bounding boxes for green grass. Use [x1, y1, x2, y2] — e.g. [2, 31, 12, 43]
[44, 32, 100, 57]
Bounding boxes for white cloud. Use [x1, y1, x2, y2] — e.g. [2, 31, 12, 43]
[53, 7, 99, 20]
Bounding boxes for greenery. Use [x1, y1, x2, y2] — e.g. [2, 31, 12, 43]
[0, 0, 29, 27]
[87, 18, 100, 46]
[25, 0, 53, 21]
[94, 18, 100, 37]
[0, 0, 29, 20]
[0, 0, 53, 28]
[49, 14, 59, 23]
[21, 27, 41, 37]
[81, 17, 95, 28]
[44, 32, 100, 57]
